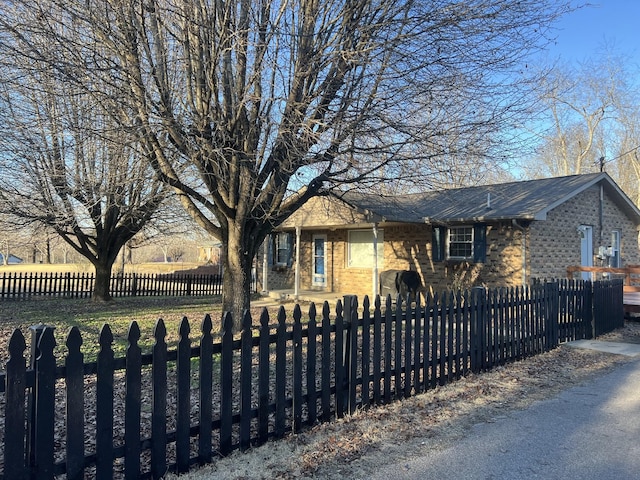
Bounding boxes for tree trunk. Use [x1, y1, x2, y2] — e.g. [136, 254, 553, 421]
[45, 239, 51, 264]
[222, 225, 253, 333]
[93, 261, 114, 301]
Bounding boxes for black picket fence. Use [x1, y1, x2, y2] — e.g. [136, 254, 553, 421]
[0, 279, 624, 479]
[0, 271, 248, 300]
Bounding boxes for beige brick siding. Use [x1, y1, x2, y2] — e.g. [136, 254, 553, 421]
[529, 185, 640, 279]
[262, 222, 527, 298]
[260, 185, 639, 297]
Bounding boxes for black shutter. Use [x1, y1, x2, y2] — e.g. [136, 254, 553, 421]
[473, 224, 486, 263]
[267, 235, 274, 265]
[432, 226, 445, 262]
[286, 233, 294, 267]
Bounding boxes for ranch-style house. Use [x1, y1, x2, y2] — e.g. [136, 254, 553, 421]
[258, 172, 640, 301]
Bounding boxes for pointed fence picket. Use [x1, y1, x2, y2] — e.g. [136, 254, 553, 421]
[0, 279, 624, 479]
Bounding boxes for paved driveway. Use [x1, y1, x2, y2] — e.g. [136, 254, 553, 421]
[371, 342, 640, 480]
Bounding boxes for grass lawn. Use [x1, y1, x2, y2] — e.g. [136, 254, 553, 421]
[0, 295, 228, 364]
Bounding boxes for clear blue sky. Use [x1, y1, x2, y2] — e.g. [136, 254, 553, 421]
[544, 1, 640, 66]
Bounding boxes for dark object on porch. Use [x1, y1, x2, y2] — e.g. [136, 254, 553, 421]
[379, 269, 422, 301]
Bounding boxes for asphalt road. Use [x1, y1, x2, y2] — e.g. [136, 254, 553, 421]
[371, 343, 640, 480]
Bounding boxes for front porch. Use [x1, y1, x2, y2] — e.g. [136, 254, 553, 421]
[261, 289, 354, 308]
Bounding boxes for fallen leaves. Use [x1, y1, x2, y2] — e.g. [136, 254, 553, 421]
[167, 320, 640, 480]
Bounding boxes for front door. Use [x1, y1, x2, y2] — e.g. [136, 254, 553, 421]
[312, 235, 327, 288]
[580, 225, 593, 280]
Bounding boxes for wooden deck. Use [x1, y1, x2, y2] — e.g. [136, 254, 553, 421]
[566, 266, 640, 316]
[625, 291, 640, 314]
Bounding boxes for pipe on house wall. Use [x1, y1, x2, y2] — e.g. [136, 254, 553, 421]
[599, 184, 604, 244]
[512, 219, 527, 285]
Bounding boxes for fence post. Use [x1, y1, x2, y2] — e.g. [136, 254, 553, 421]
[614, 278, 624, 329]
[545, 282, 559, 350]
[595, 280, 605, 337]
[26, 324, 46, 474]
[584, 281, 594, 339]
[5, 329, 28, 480]
[334, 301, 345, 418]
[220, 312, 236, 455]
[274, 308, 287, 435]
[343, 295, 358, 415]
[28, 325, 56, 479]
[470, 287, 486, 373]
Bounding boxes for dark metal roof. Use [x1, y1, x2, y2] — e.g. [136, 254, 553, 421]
[335, 173, 640, 225]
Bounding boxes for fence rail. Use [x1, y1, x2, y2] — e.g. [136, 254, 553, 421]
[0, 279, 624, 479]
[0, 271, 237, 299]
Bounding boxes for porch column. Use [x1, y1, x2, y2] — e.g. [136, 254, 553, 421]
[372, 223, 379, 299]
[294, 226, 301, 299]
[262, 240, 268, 293]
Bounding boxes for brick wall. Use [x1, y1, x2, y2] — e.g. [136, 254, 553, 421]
[260, 222, 527, 298]
[529, 185, 640, 279]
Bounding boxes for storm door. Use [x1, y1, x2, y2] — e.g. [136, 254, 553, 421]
[312, 235, 327, 287]
[579, 225, 593, 281]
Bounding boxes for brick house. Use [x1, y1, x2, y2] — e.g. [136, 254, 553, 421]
[258, 173, 640, 300]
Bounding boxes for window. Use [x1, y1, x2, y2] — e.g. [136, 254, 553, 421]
[448, 226, 473, 259]
[348, 229, 384, 268]
[432, 224, 486, 263]
[610, 230, 621, 268]
[271, 233, 292, 266]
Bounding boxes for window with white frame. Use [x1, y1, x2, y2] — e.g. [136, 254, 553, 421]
[272, 232, 292, 266]
[448, 226, 473, 259]
[348, 229, 384, 268]
[610, 230, 621, 268]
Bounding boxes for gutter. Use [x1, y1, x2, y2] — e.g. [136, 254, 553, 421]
[423, 215, 536, 224]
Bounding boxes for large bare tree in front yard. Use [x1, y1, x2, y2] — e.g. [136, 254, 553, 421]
[0, 0, 572, 327]
[0, 78, 168, 300]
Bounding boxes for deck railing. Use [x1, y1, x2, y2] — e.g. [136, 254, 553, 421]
[567, 265, 640, 292]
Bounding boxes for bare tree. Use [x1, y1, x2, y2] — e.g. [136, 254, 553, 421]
[599, 57, 640, 205]
[0, 0, 572, 326]
[123, 196, 208, 263]
[525, 53, 630, 177]
[0, 75, 169, 300]
[522, 51, 640, 205]
[611, 111, 640, 205]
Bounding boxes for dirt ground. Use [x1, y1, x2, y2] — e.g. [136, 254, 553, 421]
[167, 319, 640, 480]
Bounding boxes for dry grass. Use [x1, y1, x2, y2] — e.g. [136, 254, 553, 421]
[0, 262, 206, 274]
[0, 295, 230, 362]
[1, 281, 637, 479]
[167, 320, 640, 480]
[0, 262, 224, 360]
